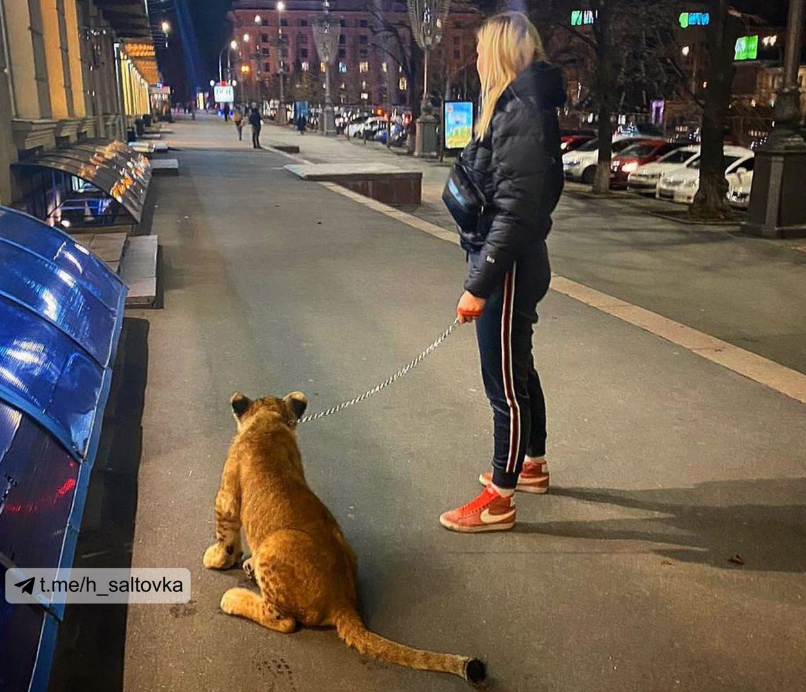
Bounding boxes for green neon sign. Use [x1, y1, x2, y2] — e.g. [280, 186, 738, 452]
[734, 35, 759, 61]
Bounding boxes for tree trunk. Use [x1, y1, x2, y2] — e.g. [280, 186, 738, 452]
[591, 0, 615, 194]
[689, 0, 740, 220]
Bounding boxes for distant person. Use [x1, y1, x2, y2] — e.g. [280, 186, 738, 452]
[439, 11, 565, 533]
[233, 106, 245, 140]
[249, 106, 262, 149]
[223, 105, 230, 122]
[296, 112, 307, 135]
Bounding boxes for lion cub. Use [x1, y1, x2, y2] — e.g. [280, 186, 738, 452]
[203, 392, 486, 684]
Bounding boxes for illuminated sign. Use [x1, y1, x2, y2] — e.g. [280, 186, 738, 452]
[734, 35, 759, 61]
[214, 85, 234, 103]
[679, 12, 710, 28]
[570, 10, 595, 25]
[444, 101, 474, 150]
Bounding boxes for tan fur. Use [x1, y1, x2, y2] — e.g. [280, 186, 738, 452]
[203, 392, 485, 684]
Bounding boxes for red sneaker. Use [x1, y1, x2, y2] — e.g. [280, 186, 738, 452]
[439, 486, 516, 533]
[479, 458, 549, 495]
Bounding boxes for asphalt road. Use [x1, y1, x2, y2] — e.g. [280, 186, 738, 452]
[58, 117, 806, 692]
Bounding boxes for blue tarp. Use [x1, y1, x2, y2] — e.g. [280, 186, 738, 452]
[0, 206, 127, 692]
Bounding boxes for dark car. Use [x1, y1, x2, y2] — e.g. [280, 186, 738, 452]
[610, 141, 685, 188]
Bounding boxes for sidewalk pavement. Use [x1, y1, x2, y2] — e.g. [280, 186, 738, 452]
[70, 116, 806, 692]
[261, 121, 806, 376]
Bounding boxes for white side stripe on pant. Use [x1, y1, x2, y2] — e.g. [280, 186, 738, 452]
[501, 264, 521, 474]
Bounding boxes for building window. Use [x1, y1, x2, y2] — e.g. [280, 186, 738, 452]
[262, 47, 269, 56]
[360, 19, 368, 27]
[399, 77, 407, 90]
[382, 62, 388, 72]
[340, 18, 347, 27]
[454, 49, 460, 59]
[301, 61, 310, 71]
[339, 34, 346, 44]
[300, 19, 308, 26]
[339, 48, 346, 58]
[264, 62, 271, 72]
[301, 48, 308, 58]
[359, 49, 368, 59]
[320, 61, 326, 72]
[281, 48, 288, 58]
[262, 33, 269, 42]
[300, 34, 308, 43]
[339, 62, 347, 73]
[453, 35, 460, 44]
[359, 34, 368, 45]
[361, 80, 368, 90]
[359, 61, 369, 73]
[280, 18, 288, 26]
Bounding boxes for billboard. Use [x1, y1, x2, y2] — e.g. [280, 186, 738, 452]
[444, 101, 474, 150]
[214, 85, 234, 103]
[734, 35, 759, 61]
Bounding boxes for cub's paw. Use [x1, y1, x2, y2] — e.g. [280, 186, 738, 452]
[243, 557, 256, 582]
[203, 543, 241, 570]
[220, 587, 251, 615]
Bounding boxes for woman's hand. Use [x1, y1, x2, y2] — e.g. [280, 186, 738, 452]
[456, 291, 486, 324]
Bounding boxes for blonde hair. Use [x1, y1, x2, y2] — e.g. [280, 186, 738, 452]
[475, 12, 546, 140]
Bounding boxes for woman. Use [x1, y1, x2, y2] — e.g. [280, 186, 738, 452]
[248, 106, 263, 149]
[439, 12, 565, 533]
[233, 106, 244, 141]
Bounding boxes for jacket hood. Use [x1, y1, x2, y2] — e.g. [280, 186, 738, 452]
[509, 61, 566, 109]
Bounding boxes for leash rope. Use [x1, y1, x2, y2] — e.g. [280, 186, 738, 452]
[297, 319, 460, 425]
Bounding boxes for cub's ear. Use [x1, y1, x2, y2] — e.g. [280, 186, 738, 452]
[283, 391, 308, 423]
[230, 392, 252, 418]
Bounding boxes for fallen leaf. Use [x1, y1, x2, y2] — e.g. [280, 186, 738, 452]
[728, 553, 744, 565]
[661, 559, 674, 566]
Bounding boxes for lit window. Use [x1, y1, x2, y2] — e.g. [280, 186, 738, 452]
[320, 61, 326, 72]
[301, 61, 310, 71]
[399, 77, 407, 90]
[382, 62, 388, 72]
[339, 62, 347, 73]
[359, 61, 369, 73]
[361, 80, 367, 90]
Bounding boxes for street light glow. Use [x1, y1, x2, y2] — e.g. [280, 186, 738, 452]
[210, 79, 215, 86]
[230, 40, 238, 50]
[277, 1, 286, 11]
[161, 20, 171, 34]
[255, 15, 262, 24]
[681, 45, 690, 56]
[243, 33, 250, 42]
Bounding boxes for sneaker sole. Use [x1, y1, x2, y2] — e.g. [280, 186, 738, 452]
[478, 474, 549, 495]
[438, 516, 515, 533]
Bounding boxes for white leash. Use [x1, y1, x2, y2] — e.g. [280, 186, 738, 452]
[297, 319, 460, 425]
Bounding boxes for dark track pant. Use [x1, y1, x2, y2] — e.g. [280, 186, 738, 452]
[252, 125, 261, 148]
[470, 242, 551, 489]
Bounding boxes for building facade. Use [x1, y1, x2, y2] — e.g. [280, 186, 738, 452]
[0, 0, 157, 209]
[227, 0, 481, 108]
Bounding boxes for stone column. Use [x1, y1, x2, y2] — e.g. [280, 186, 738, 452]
[4, 0, 52, 119]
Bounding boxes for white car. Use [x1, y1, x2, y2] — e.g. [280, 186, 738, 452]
[627, 146, 700, 194]
[349, 117, 385, 138]
[727, 169, 753, 209]
[656, 146, 754, 204]
[562, 136, 661, 184]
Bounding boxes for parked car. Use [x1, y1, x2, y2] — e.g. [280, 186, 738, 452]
[349, 117, 386, 139]
[617, 122, 665, 138]
[563, 136, 663, 184]
[656, 146, 754, 204]
[561, 134, 596, 153]
[610, 141, 686, 188]
[727, 169, 753, 210]
[627, 146, 701, 194]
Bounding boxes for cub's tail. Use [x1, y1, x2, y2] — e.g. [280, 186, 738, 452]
[334, 608, 486, 685]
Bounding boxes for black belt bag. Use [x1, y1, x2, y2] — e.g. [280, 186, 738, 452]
[442, 160, 486, 232]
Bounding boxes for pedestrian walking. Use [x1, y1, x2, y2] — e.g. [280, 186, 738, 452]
[296, 112, 307, 135]
[223, 105, 230, 122]
[439, 11, 565, 533]
[233, 107, 245, 140]
[249, 106, 263, 149]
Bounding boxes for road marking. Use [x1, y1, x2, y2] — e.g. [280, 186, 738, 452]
[318, 180, 806, 407]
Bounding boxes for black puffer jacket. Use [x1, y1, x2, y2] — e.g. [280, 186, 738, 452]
[459, 61, 566, 298]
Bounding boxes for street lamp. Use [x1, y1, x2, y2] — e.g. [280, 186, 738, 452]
[255, 15, 263, 24]
[408, 0, 452, 157]
[312, 0, 340, 135]
[277, 0, 287, 123]
[219, 41, 238, 83]
[243, 33, 250, 43]
[744, 0, 806, 238]
[161, 20, 171, 34]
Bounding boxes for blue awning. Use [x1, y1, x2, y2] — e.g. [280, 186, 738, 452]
[0, 206, 127, 692]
